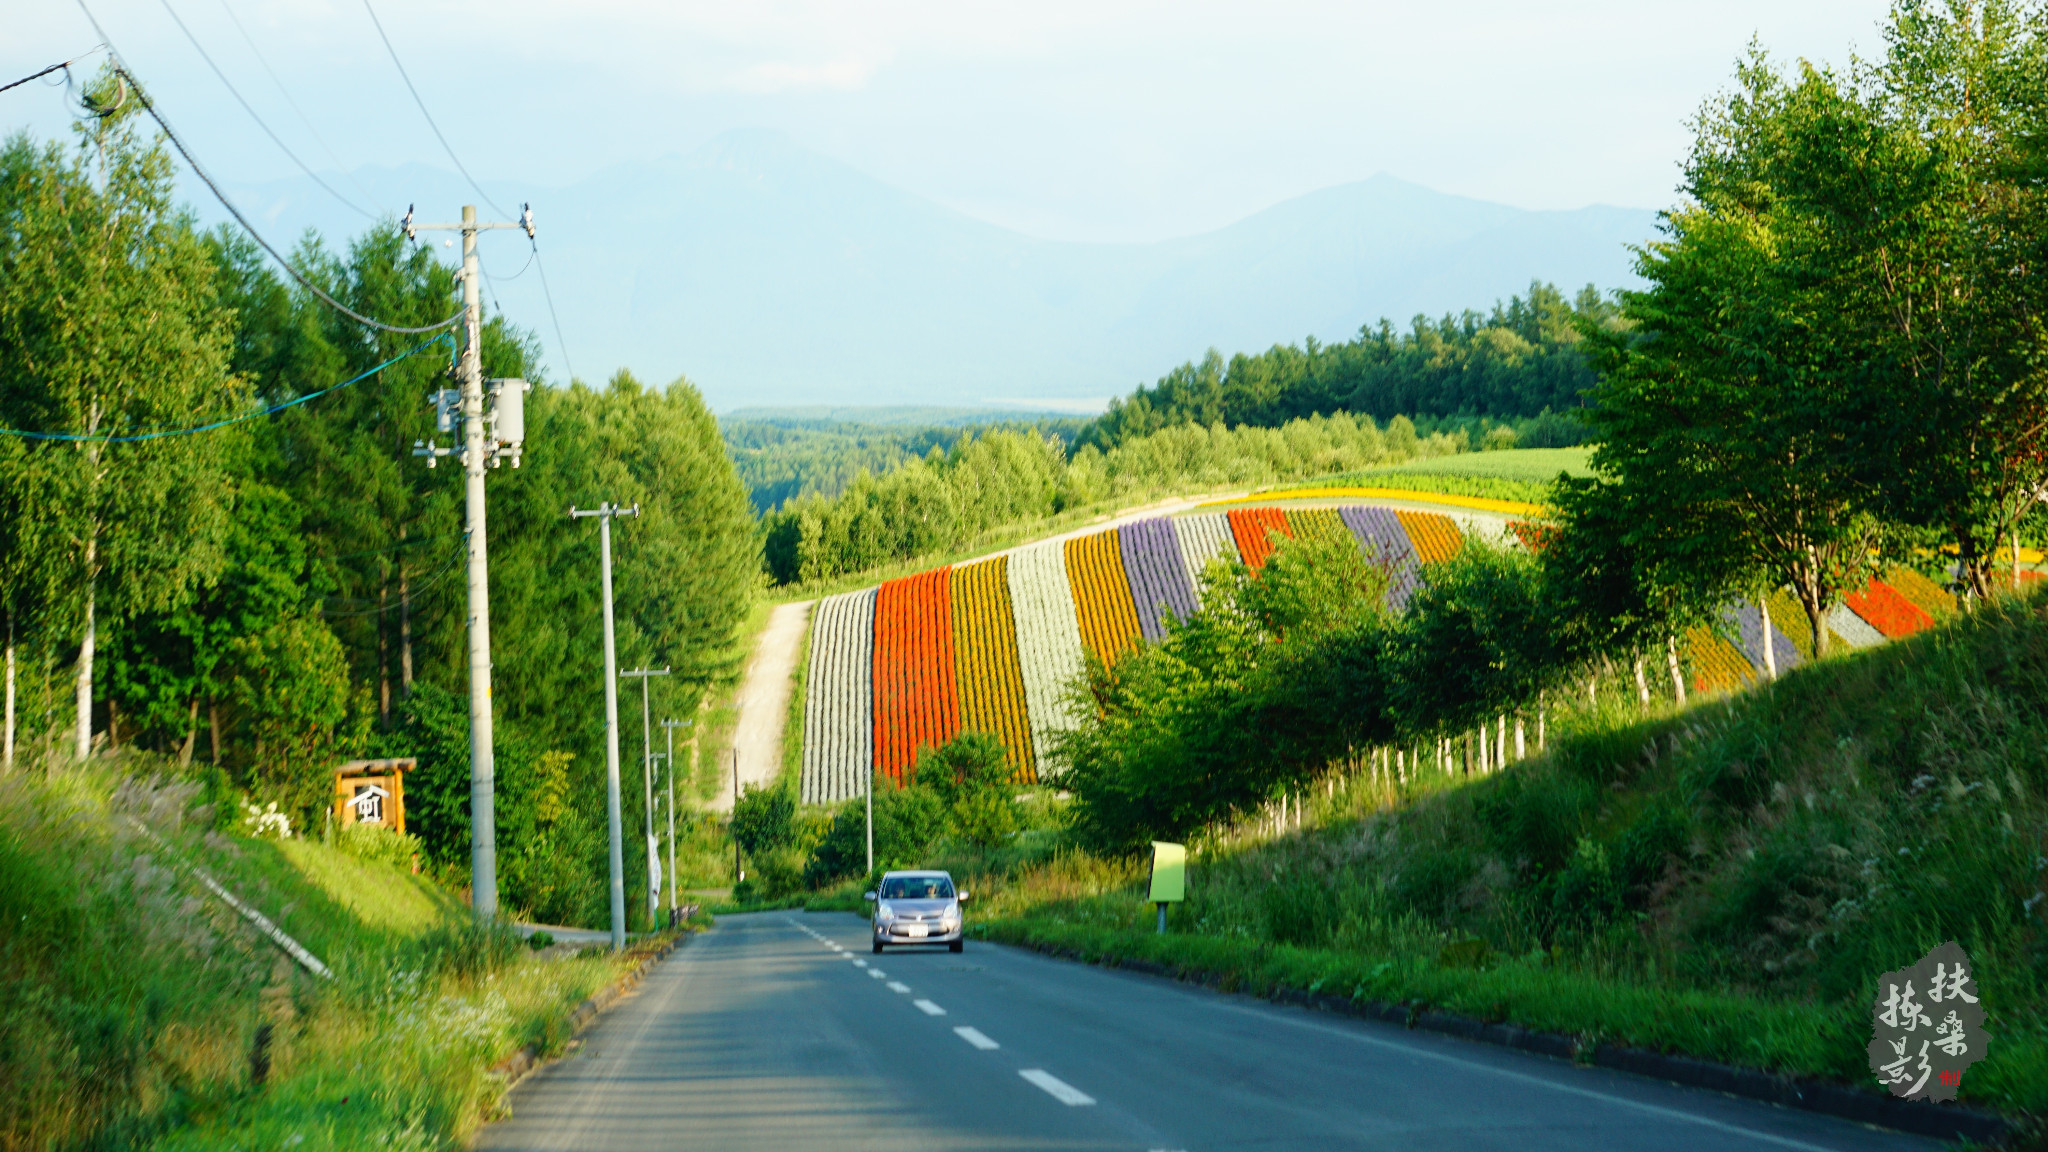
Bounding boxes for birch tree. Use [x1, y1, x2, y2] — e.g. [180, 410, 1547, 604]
[0, 78, 234, 761]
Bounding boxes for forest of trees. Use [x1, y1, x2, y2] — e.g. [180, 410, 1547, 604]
[759, 412, 1474, 585]
[723, 407, 1090, 514]
[0, 82, 756, 926]
[1072, 282, 1617, 451]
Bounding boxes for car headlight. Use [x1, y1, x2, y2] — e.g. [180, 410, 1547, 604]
[876, 902, 894, 921]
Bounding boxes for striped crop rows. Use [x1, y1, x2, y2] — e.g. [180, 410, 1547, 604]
[1066, 528, 1142, 663]
[1008, 540, 1086, 774]
[950, 557, 1037, 783]
[1674, 565, 1952, 695]
[801, 503, 1482, 802]
[798, 505, 1973, 805]
[872, 567, 958, 786]
[800, 589, 875, 805]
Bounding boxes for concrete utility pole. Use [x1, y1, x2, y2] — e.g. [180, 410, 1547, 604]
[622, 667, 670, 928]
[661, 718, 687, 924]
[409, 203, 535, 922]
[569, 501, 638, 950]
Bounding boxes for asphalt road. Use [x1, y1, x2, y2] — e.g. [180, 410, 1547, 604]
[475, 912, 1934, 1152]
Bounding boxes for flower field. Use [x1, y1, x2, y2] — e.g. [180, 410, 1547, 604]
[800, 501, 1974, 798]
[1120, 517, 1198, 642]
[1008, 539, 1087, 773]
[1066, 528, 1143, 663]
[1228, 507, 1292, 570]
[1845, 577, 1935, 640]
[800, 588, 876, 804]
[1340, 505, 1424, 612]
[950, 556, 1038, 783]
[1174, 512, 1238, 601]
[1394, 508, 1463, 563]
[871, 567, 960, 785]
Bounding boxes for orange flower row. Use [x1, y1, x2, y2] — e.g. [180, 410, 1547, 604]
[1394, 509, 1463, 563]
[1227, 507, 1292, 571]
[1065, 528, 1141, 663]
[871, 567, 959, 785]
[950, 556, 1038, 784]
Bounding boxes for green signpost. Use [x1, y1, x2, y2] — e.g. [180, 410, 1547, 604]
[1149, 841, 1185, 934]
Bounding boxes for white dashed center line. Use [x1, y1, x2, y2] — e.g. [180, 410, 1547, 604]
[868, 969, 886, 979]
[1019, 1069, 1094, 1106]
[852, 960, 867, 967]
[887, 982, 911, 993]
[912, 999, 947, 1016]
[953, 1026, 999, 1050]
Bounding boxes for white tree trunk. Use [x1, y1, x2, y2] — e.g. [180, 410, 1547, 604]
[1477, 723, 1489, 775]
[75, 560, 95, 764]
[1758, 595, 1778, 680]
[3, 631, 14, 772]
[1514, 717, 1526, 760]
[1667, 634, 1687, 705]
[1633, 656, 1650, 706]
[1496, 715, 1507, 768]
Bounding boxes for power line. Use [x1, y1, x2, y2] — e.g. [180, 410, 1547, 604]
[210, 0, 385, 213]
[1, 46, 105, 95]
[0, 332, 452, 443]
[358, 0, 510, 220]
[155, 0, 372, 219]
[533, 243, 577, 383]
[353, 1, 576, 383]
[73, 1, 462, 335]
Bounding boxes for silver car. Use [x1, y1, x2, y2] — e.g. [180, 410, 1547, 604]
[866, 870, 969, 953]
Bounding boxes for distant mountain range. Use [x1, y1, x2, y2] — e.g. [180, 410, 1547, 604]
[212, 129, 1658, 412]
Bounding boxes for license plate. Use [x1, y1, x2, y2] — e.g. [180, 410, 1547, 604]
[904, 924, 928, 938]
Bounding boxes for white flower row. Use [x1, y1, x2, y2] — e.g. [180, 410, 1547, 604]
[1007, 538, 1087, 773]
[1175, 512, 1239, 606]
[801, 587, 876, 805]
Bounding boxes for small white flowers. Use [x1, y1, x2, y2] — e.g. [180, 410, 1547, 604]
[242, 802, 292, 839]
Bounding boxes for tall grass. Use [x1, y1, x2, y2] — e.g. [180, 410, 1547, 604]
[0, 756, 636, 1151]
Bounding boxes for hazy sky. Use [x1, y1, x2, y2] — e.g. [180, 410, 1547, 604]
[10, 0, 1896, 243]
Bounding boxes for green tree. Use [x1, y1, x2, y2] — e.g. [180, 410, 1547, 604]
[0, 79, 236, 762]
[913, 731, 1018, 848]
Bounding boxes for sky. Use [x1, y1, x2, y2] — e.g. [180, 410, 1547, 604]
[9, 0, 1897, 245]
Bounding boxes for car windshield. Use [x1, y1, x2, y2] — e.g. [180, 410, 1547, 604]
[880, 876, 954, 900]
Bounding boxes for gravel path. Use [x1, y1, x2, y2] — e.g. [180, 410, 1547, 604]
[711, 599, 813, 813]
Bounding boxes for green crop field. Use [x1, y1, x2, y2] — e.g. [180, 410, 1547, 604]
[1367, 446, 1593, 483]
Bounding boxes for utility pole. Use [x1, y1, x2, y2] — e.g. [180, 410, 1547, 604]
[622, 667, 670, 928]
[408, 203, 535, 923]
[661, 718, 687, 925]
[569, 501, 638, 950]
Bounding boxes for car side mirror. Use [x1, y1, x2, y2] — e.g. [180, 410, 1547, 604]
[958, 892, 971, 903]
[863, 891, 877, 902]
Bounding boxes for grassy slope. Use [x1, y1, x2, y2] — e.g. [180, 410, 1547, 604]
[1366, 446, 1593, 482]
[966, 591, 2048, 1118]
[0, 763, 639, 1152]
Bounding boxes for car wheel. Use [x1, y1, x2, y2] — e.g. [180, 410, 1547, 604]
[872, 940, 884, 954]
[949, 939, 964, 954]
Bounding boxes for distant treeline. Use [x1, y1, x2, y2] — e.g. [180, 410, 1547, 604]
[724, 410, 1089, 514]
[761, 413, 1471, 585]
[1074, 282, 1616, 451]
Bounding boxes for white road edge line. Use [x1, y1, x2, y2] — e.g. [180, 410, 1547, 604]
[1204, 1000, 1847, 1152]
[913, 999, 947, 1016]
[1019, 1069, 1095, 1106]
[888, 981, 912, 993]
[954, 1026, 999, 1050]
